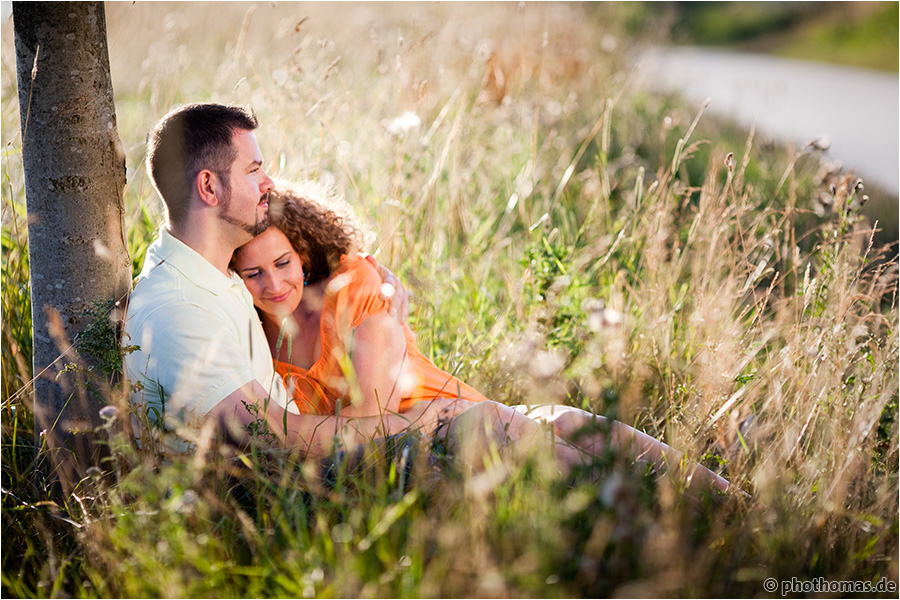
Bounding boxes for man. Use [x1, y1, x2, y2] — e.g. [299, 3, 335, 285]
[124, 103, 461, 457]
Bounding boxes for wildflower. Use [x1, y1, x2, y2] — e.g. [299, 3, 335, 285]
[601, 34, 617, 53]
[662, 111, 678, 130]
[814, 191, 834, 216]
[383, 111, 421, 135]
[724, 152, 735, 172]
[271, 68, 287, 87]
[586, 300, 624, 332]
[804, 137, 830, 151]
[531, 349, 564, 379]
[599, 471, 626, 507]
[99, 405, 118, 421]
[330, 523, 353, 544]
[172, 489, 199, 514]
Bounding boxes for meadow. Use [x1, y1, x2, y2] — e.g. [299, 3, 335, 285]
[2, 2, 898, 597]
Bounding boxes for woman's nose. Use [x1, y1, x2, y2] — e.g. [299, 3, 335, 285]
[265, 271, 283, 292]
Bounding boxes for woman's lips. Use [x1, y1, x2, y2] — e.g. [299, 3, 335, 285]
[266, 290, 292, 303]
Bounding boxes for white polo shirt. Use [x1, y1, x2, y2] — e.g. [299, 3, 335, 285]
[124, 228, 295, 452]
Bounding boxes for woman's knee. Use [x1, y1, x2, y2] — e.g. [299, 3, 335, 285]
[443, 402, 507, 462]
[543, 408, 609, 441]
[446, 401, 550, 466]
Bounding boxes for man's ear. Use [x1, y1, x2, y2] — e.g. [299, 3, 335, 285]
[196, 169, 222, 207]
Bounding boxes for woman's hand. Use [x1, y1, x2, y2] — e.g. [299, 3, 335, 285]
[366, 255, 409, 324]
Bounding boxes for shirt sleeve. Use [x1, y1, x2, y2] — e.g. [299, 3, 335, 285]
[126, 301, 263, 428]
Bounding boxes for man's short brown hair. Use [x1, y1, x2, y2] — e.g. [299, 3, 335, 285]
[147, 103, 258, 227]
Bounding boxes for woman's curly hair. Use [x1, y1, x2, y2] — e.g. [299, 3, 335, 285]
[264, 180, 367, 285]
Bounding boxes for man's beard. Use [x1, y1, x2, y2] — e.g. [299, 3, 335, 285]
[218, 186, 269, 237]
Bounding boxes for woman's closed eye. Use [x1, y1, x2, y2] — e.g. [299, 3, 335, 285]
[244, 269, 262, 280]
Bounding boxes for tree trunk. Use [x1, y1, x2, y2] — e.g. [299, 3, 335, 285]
[13, 1, 131, 493]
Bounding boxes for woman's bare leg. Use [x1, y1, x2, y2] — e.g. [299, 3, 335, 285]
[441, 401, 732, 495]
[441, 401, 587, 473]
[515, 404, 732, 494]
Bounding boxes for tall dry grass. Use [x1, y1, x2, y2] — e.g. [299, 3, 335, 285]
[2, 2, 897, 597]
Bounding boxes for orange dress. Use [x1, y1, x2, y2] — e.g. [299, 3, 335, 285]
[276, 255, 488, 415]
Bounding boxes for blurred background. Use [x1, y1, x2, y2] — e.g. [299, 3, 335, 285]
[632, 1, 899, 241]
[3, 0, 896, 238]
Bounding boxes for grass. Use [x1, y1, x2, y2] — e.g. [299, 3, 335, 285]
[2, 2, 898, 597]
[771, 1, 900, 72]
[668, 1, 899, 72]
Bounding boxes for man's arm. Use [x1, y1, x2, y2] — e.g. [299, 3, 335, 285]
[210, 380, 471, 459]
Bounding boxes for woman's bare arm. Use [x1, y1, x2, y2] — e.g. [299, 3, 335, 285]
[210, 379, 465, 459]
[340, 310, 408, 417]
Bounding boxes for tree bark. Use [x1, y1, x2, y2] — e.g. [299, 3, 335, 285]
[13, 1, 131, 492]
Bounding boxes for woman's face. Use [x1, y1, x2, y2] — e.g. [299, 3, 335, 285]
[233, 228, 304, 318]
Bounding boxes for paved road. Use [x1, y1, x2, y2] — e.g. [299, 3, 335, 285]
[633, 47, 899, 198]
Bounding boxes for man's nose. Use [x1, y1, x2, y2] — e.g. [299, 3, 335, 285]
[260, 169, 274, 193]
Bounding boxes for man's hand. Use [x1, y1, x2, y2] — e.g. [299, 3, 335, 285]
[399, 398, 475, 433]
[366, 255, 409, 324]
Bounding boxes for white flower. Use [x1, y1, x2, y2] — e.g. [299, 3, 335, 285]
[99, 405, 119, 421]
[383, 111, 421, 135]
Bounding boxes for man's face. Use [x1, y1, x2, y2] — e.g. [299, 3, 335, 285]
[218, 129, 274, 240]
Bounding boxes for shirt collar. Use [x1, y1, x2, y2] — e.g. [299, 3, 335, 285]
[141, 227, 244, 296]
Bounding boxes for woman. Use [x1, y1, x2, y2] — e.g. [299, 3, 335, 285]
[231, 180, 489, 418]
[232, 181, 734, 494]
